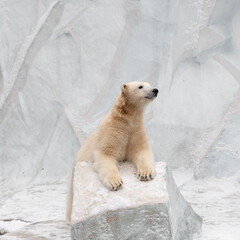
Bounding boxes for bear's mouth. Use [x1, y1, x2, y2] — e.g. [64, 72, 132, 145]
[145, 95, 157, 100]
[145, 96, 152, 99]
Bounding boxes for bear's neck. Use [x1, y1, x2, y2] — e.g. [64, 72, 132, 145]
[111, 93, 144, 121]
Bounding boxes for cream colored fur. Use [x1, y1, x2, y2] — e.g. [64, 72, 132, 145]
[66, 81, 158, 224]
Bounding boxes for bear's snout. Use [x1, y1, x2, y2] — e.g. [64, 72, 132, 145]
[152, 88, 158, 96]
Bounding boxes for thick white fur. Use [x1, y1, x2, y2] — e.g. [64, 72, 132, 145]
[66, 81, 158, 224]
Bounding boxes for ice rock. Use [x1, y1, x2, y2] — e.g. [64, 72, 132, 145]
[71, 162, 202, 240]
[195, 112, 240, 179]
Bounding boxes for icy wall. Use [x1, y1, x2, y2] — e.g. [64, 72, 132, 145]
[1, 0, 240, 183]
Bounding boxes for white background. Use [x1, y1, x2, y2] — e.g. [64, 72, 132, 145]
[1, 0, 240, 239]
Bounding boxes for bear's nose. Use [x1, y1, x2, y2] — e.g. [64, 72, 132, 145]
[152, 88, 158, 96]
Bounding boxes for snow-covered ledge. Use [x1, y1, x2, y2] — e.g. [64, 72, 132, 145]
[71, 162, 202, 240]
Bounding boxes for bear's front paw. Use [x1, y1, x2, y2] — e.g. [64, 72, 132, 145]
[104, 174, 123, 191]
[138, 166, 154, 181]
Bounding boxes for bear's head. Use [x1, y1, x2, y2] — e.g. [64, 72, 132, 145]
[121, 81, 158, 107]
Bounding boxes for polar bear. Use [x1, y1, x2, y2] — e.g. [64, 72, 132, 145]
[66, 81, 158, 223]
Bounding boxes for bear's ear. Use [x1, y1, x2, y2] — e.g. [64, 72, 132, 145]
[121, 84, 127, 94]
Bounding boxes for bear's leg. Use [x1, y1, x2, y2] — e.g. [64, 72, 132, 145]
[94, 152, 123, 191]
[131, 149, 155, 181]
[127, 130, 155, 181]
[127, 145, 155, 181]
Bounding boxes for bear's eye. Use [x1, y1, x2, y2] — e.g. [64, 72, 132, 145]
[138, 86, 143, 89]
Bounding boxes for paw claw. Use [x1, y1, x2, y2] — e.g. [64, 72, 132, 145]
[138, 167, 154, 182]
[105, 175, 123, 191]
